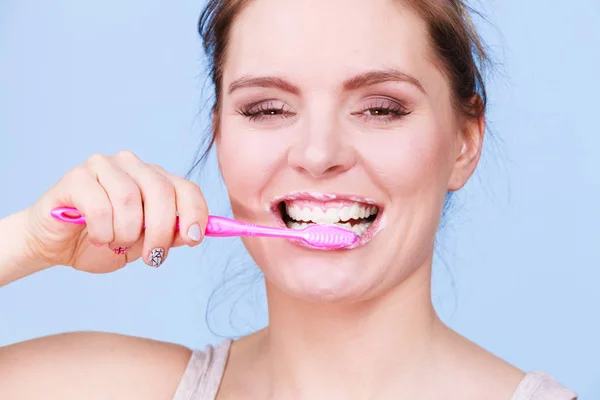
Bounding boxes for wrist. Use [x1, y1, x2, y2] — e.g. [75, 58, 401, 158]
[0, 209, 53, 287]
[18, 208, 55, 272]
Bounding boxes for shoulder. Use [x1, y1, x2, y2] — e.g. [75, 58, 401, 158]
[439, 333, 577, 400]
[0, 331, 192, 400]
[435, 329, 527, 399]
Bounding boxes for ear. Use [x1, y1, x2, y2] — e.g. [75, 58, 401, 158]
[448, 113, 485, 192]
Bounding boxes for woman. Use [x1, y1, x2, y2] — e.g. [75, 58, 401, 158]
[0, 0, 578, 399]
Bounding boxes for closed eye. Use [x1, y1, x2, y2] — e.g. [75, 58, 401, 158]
[352, 98, 411, 124]
[237, 100, 296, 122]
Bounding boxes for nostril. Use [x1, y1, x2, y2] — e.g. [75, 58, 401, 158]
[324, 164, 346, 176]
[288, 139, 356, 179]
[295, 163, 349, 179]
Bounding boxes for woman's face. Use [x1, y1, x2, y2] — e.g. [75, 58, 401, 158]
[216, 0, 482, 302]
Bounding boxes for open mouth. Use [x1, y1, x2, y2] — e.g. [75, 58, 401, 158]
[273, 195, 381, 239]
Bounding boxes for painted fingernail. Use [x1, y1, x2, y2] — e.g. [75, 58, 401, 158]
[187, 223, 202, 242]
[148, 248, 165, 267]
[112, 247, 128, 255]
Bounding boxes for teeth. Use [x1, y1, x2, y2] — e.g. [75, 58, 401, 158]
[284, 219, 371, 237]
[302, 209, 309, 221]
[325, 208, 339, 223]
[285, 202, 378, 224]
[284, 201, 379, 237]
[349, 203, 360, 220]
[339, 207, 350, 222]
[351, 222, 369, 236]
[313, 208, 325, 221]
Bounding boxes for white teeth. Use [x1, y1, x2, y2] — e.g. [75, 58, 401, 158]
[339, 207, 350, 222]
[284, 219, 371, 237]
[285, 202, 378, 224]
[302, 207, 312, 222]
[350, 222, 369, 236]
[288, 207, 296, 220]
[325, 208, 339, 223]
[313, 208, 325, 221]
[349, 203, 360, 220]
[284, 201, 379, 237]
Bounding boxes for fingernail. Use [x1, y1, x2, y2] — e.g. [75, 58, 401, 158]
[93, 243, 104, 248]
[112, 247, 128, 255]
[187, 223, 202, 242]
[148, 248, 165, 267]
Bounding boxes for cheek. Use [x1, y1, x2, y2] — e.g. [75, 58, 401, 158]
[217, 121, 289, 211]
[359, 125, 451, 196]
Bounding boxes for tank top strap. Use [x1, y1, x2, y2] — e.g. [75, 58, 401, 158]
[172, 339, 233, 400]
[511, 371, 577, 400]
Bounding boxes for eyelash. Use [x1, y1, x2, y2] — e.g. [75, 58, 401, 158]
[237, 101, 295, 122]
[236, 98, 411, 123]
[353, 99, 411, 123]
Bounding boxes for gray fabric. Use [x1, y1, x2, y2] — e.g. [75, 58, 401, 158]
[172, 339, 232, 400]
[510, 370, 577, 400]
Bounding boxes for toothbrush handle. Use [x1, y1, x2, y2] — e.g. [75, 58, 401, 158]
[50, 207, 87, 225]
[50, 207, 297, 240]
[204, 216, 297, 239]
[205, 216, 254, 237]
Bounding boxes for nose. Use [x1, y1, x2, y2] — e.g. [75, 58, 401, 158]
[287, 116, 356, 179]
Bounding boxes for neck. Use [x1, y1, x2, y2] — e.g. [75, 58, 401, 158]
[257, 256, 445, 400]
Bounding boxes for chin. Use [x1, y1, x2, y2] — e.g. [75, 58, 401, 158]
[245, 232, 391, 304]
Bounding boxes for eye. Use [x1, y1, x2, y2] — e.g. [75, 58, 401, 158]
[352, 98, 411, 124]
[237, 100, 296, 122]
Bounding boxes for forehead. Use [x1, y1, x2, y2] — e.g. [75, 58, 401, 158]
[224, 0, 435, 87]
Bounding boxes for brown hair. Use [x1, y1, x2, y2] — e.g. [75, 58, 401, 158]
[190, 0, 491, 168]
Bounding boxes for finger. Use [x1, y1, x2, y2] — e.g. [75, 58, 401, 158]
[86, 154, 144, 249]
[171, 235, 186, 248]
[113, 151, 177, 267]
[113, 231, 168, 265]
[97, 229, 145, 264]
[57, 165, 114, 245]
[149, 165, 208, 247]
[119, 231, 145, 264]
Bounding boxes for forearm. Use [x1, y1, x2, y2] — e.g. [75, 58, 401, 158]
[0, 210, 51, 287]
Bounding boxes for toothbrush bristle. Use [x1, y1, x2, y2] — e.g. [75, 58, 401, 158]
[301, 224, 359, 249]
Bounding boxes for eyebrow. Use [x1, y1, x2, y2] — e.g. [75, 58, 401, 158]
[228, 76, 300, 95]
[227, 68, 425, 95]
[344, 69, 425, 93]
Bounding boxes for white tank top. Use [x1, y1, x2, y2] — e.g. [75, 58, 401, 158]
[172, 339, 578, 400]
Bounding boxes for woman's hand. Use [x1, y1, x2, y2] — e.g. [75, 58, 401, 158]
[23, 151, 208, 272]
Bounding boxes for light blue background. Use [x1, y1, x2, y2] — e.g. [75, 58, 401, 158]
[1, 0, 598, 396]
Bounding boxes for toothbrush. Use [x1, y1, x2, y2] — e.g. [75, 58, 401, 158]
[50, 206, 358, 250]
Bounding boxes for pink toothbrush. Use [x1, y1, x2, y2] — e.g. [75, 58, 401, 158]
[50, 206, 358, 250]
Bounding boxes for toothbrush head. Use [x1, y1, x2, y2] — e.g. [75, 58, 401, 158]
[298, 224, 359, 249]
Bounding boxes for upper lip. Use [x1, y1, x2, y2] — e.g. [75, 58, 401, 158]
[271, 191, 382, 207]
